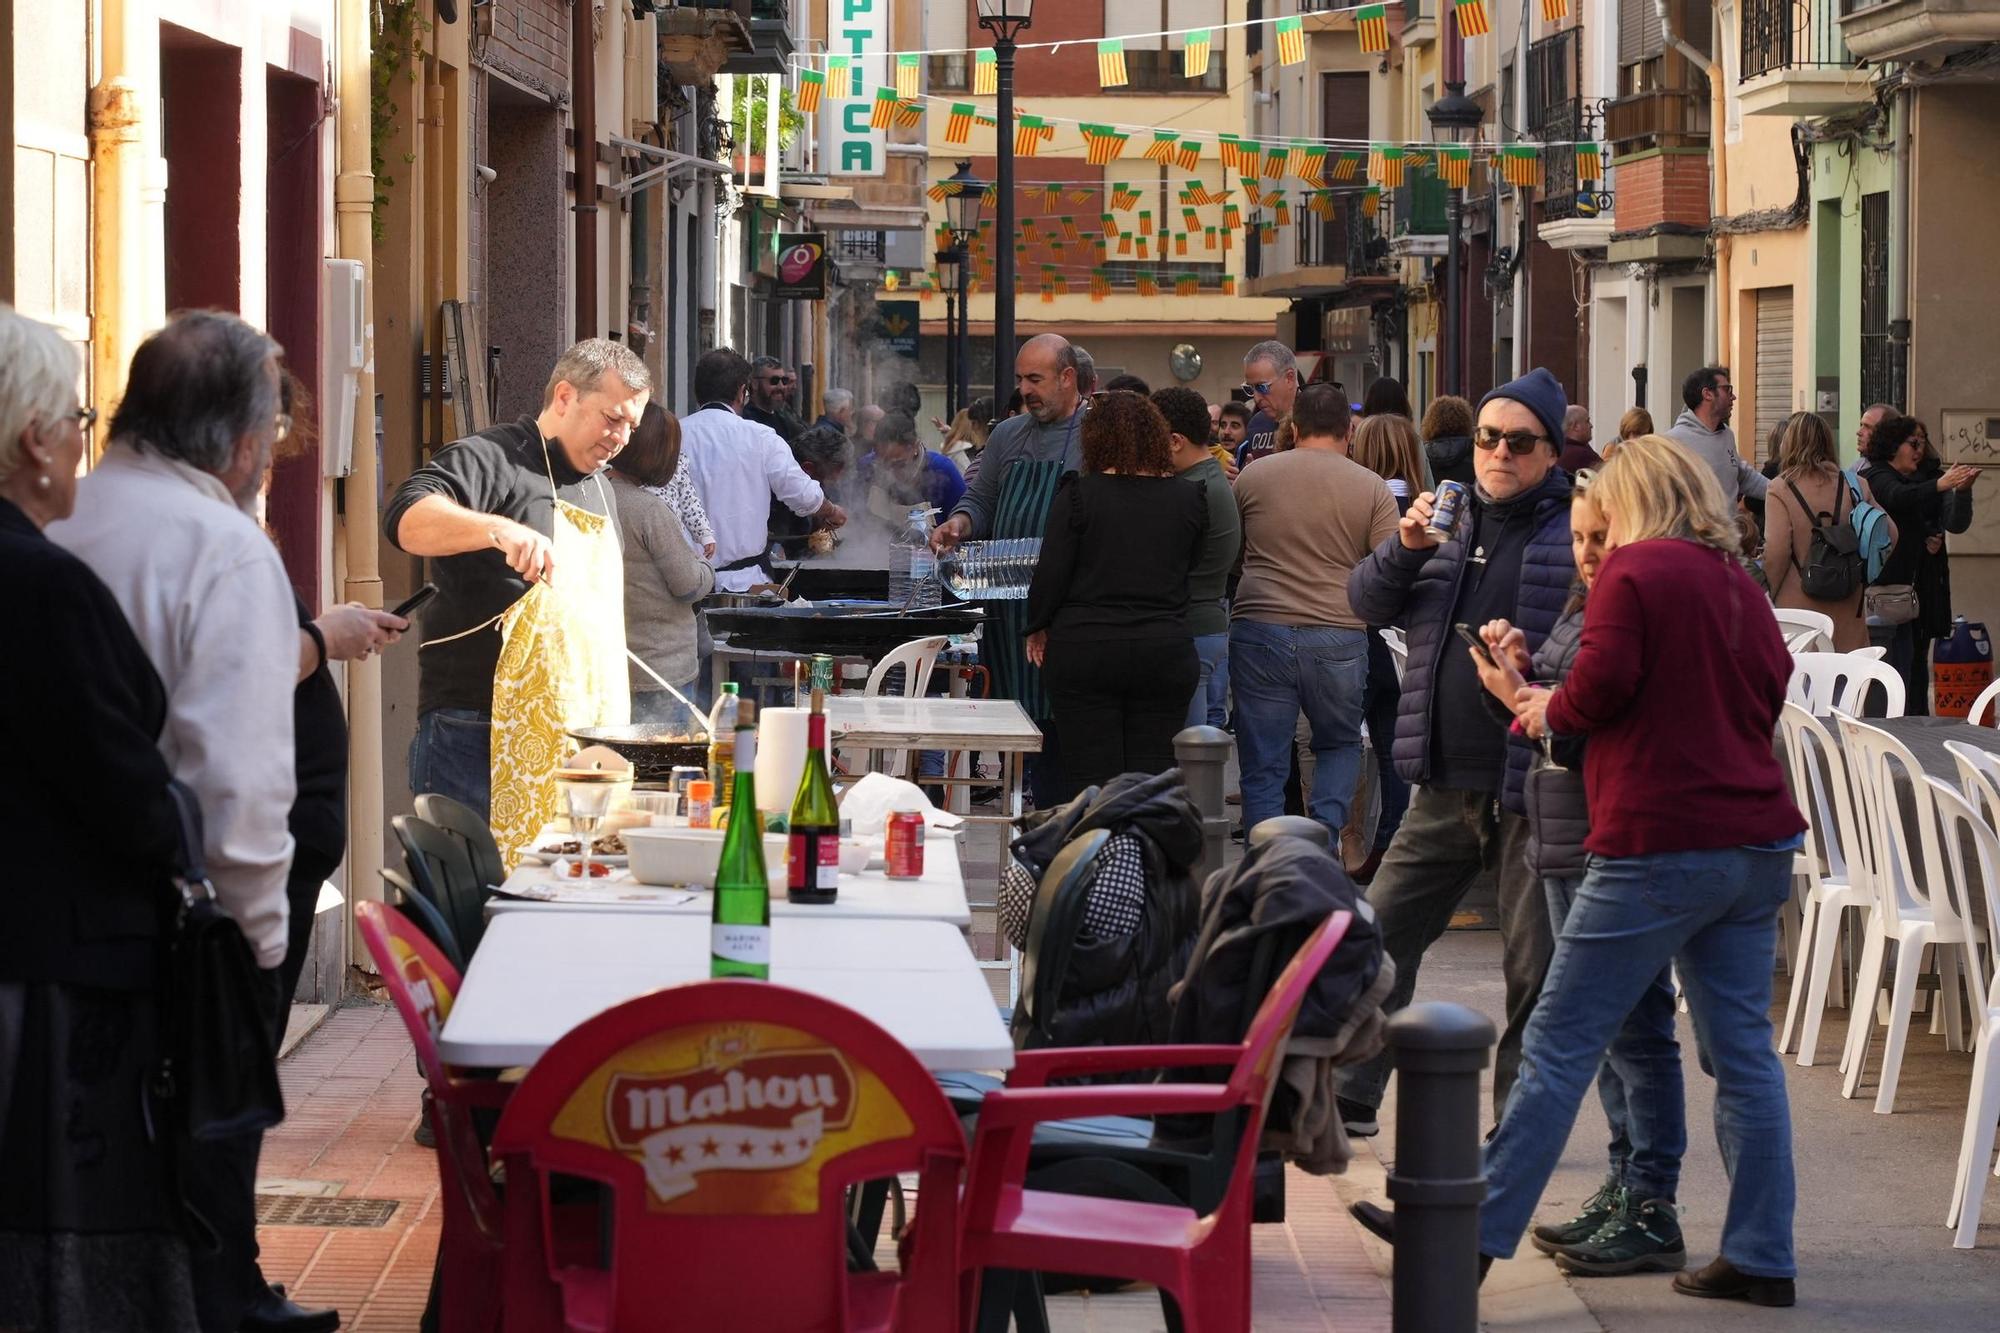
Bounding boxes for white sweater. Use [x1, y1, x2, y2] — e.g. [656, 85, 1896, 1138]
[679, 406, 825, 591]
[51, 443, 298, 968]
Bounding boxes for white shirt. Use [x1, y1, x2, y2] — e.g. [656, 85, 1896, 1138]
[50, 443, 299, 968]
[679, 406, 825, 591]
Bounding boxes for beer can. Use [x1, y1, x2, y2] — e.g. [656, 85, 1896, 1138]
[885, 811, 926, 879]
[810, 653, 836, 696]
[1426, 480, 1469, 543]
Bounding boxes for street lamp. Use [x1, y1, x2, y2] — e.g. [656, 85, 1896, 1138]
[1427, 22, 1482, 401]
[977, 0, 1034, 413]
[936, 243, 961, 420]
[948, 162, 988, 420]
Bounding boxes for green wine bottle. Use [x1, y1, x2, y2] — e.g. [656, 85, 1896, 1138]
[786, 687, 841, 905]
[710, 701, 770, 979]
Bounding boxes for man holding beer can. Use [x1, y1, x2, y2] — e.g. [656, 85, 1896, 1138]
[1334, 368, 1578, 1134]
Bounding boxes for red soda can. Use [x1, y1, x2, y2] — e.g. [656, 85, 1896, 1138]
[885, 811, 926, 879]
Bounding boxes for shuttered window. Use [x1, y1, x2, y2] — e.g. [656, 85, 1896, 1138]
[1106, 0, 1164, 49]
[1619, 0, 1665, 66]
[1754, 287, 1794, 463]
[1321, 71, 1370, 143]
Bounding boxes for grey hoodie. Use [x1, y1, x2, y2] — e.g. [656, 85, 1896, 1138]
[1666, 408, 1768, 506]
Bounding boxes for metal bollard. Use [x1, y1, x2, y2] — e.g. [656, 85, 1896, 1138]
[1173, 725, 1234, 885]
[1386, 1001, 1495, 1333]
[1247, 814, 1330, 851]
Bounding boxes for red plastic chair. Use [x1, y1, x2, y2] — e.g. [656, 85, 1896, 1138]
[956, 911, 1354, 1333]
[488, 980, 967, 1333]
[354, 900, 511, 1333]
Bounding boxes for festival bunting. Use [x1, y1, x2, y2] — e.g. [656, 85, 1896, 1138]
[1176, 273, 1199, 296]
[974, 112, 998, 128]
[1361, 188, 1381, 218]
[1082, 124, 1129, 164]
[827, 56, 851, 98]
[893, 100, 923, 129]
[1145, 132, 1181, 164]
[1101, 212, 1119, 238]
[1502, 143, 1543, 187]
[1014, 115, 1047, 156]
[1183, 29, 1212, 78]
[1061, 215, 1081, 241]
[974, 49, 998, 95]
[1137, 271, 1159, 297]
[1541, 0, 1569, 18]
[895, 53, 921, 99]
[1111, 183, 1141, 211]
[1222, 274, 1237, 296]
[1098, 39, 1128, 88]
[1175, 139, 1203, 171]
[1138, 210, 1153, 236]
[1368, 144, 1405, 188]
[1455, 0, 1491, 38]
[1205, 225, 1218, 251]
[796, 68, 824, 114]
[1440, 144, 1472, 189]
[1297, 145, 1329, 186]
[1069, 186, 1095, 203]
[1356, 4, 1389, 53]
[1040, 184, 1062, 211]
[1331, 151, 1363, 181]
[1275, 15, 1306, 64]
[1262, 148, 1287, 181]
[945, 102, 974, 144]
[1575, 142, 1603, 182]
[870, 88, 898, 130]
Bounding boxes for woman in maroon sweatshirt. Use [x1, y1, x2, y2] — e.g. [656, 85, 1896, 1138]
[1479, 435, 1806, 1305]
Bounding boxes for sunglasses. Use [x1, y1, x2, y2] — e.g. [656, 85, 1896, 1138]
[1572, 466, 1597, 493]
[1474, 426, 1549, 456]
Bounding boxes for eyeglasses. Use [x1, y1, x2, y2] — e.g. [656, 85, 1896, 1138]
[273, 413, 292, 444]
[1474, 425, 1549, 456]
[72, 406, 98, 432]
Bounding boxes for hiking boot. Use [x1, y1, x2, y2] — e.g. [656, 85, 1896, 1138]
[1336, 1096, 1379, 1137]
[1553, 1196, 1687, 1277]
[1672, 1257, 1796, 1307]
[1530, 1178, 1622, 1256]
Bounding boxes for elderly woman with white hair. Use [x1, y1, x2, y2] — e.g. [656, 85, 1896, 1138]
[0, 305, 201, 1329]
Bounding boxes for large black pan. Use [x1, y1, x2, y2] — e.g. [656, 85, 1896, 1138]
[567, 726, 709, 784]
[704, 601, 984, 654]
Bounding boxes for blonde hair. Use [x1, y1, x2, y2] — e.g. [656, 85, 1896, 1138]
[1617, 407, 1654, 441]
[0, 304, 82, 485]
[1591, 433, 1740, 556]
[1350, 413, 1426, 494]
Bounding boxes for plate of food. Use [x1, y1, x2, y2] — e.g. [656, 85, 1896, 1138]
[521, 830, 630, 867]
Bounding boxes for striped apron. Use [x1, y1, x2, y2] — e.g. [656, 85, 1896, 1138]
[986, 454, 1069, 722]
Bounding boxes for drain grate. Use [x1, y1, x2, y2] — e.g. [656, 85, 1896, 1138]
[254, 1195, 401, 1228]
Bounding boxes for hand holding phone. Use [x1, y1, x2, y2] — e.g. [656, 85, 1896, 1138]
[1454, 622, 1496, 667]
[390, 583, 439, 620]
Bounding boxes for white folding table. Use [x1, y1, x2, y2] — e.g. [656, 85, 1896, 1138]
[437, 913, 1013, 1072]
[824, 695, 1041, 819]
[486, 848, 972, 927]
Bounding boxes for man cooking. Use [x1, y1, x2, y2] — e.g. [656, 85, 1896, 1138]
[932, 333, 1085, 804]
[862, 411, 965, 527]
[386, 338, 649, 862]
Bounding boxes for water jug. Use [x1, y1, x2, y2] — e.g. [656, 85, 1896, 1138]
[1932, 617, 1993, 719]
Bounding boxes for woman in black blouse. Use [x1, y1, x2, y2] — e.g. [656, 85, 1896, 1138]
[0, 306, 198, 1330]
[1857, 415, 1977, 712]
[1025, 390, 1207, 800]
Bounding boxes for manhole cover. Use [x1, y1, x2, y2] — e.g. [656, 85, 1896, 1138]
[254, 1196, 400, 1228]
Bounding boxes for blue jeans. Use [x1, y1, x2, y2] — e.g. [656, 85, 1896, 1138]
[1483, 841, 1799, 1277]
[409, 707, 493, 821]
[1543, 874, 1686, 1202]
[1186, 631, 1231, 730]
[1228, 621, 1367, 839]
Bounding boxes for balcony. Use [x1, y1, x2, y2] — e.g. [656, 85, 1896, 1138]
[1405, 0, 1439, 43]
[1739, 0, 1872, 115]
[1840, 0, 2000, 61]
[1604, 85, 1709, 151]
[720, 0, 793, 76]
[1388, 166, 1448, 257]
[658, 0, 754, 86]
[1121, 47, 1227, 92]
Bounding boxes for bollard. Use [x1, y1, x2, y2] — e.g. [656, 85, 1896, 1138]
[1386, 1001, 1495, 1333]
[1247, 814, 1330, 851]
[1173, 725, 1234, 884]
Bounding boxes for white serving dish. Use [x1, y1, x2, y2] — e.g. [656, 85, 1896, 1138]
[622, 825, 788, 891]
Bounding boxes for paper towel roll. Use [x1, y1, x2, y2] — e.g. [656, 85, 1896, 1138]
[755, 706, 812, 815]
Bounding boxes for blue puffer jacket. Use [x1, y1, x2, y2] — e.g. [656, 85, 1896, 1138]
[1349, 472, 1575, 813]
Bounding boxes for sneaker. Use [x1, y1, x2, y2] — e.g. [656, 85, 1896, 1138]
[1336, 1096, 1379, 1137]
[1553, 1196, 1687, 1277]
[1530, 1178, 1623, 1256]
[1672, 1257, 1795, 1307]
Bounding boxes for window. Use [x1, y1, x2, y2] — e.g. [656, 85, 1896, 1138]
[929, 1, 968, 90]
[1103, 0, 1225, 91]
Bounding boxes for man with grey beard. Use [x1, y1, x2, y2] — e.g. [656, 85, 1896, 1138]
[932, 333, 1086, 803]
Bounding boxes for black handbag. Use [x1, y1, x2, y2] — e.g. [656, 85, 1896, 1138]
[158, 780, 286, 1141]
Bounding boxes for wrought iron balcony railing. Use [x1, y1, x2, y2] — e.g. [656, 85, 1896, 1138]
[1742, 0, 1858, 78]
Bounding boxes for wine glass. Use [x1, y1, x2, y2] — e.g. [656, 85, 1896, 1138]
[557, 768, 632, 881]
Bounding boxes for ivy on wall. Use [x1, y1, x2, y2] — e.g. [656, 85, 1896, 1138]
[370, 0, 429, 242]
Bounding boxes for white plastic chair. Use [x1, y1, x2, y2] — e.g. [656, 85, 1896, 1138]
[1775, 607, 1837, 654]
[1851, 645, 1888, 662]
[1970, 678, 2000, 728]
[1932, 778, 2000, 1247]
[1379, 626, 1408, 684]
[836, 635, 952, 781]
[1779, 704, 1868, 1063]
[1950, 740, 2000, 829]
[1836, 715, 1977, 1112]
[1789, 651, 1907, 718]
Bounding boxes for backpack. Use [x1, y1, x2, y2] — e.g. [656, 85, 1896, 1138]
[1784, 476, 1864, 601]
[1847, 467, 1894, 583]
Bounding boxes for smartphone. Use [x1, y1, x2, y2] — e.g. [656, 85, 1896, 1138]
[1454, 622, 1496, 668]
[390, 583, 439, 621]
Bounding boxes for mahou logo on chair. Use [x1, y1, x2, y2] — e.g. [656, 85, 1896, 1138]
[556, 1023, 910, 1212]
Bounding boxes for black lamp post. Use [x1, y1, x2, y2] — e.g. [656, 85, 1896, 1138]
[939, 159, 984, 422]
[977, 0, 1034, 413]
[936, 243, 960, 420]
[1427, 21, 1481, 400]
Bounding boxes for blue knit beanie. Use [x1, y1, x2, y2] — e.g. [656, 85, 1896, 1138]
[1478, 368, 1568, 448]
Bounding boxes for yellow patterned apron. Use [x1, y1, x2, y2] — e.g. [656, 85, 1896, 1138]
[487, 469, 630, 870]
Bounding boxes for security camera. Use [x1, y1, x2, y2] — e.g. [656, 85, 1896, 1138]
[474, 163, 498, 185]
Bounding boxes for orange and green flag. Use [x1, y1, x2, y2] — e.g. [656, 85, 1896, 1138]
[1356, 4, 1389, 53]
[1082, 124, 1128, 164]
[1368, 144, 1405, 188]
[1275, 15, 1306, 64]
[1440, 144, 1472, 189]
[1297, 144, 1328, 186]
[1575, 142, 1604, 183]
[893, 100, 924, 129]
[974, 49, 998, 95]
[1183, 29, 1212, 78]
[1455, 0, 1491, 38]
[1145, 132, 1180, 164]
[796, 68, 825, 114]
[1098, 39, 1128, 88]
[1176, 139, 1202, 171]
[870, 88, 898, 130]
[1014, 115, 1047, 156]
[945, 102, 974, 144]
[1331, 150, 1363, 182]
[895, 53, 921, 99]
[827, 56, 852, 98]
[1541, 0, 1569, 18]
[1502, 143, 1542, 187]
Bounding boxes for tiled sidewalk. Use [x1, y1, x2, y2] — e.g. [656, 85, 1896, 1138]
[258, 1004, 1395, 1332]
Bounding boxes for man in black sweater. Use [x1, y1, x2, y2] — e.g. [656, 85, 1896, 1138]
[742, 355, 804, 446]
[385, 338, 651, 818]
